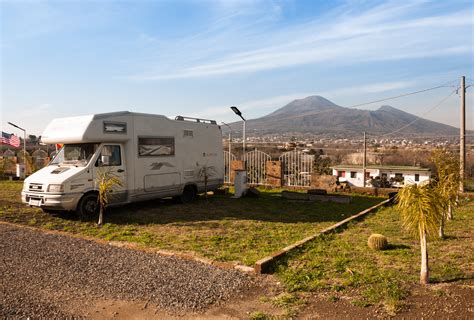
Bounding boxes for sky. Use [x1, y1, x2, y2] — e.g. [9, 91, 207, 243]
[1, 0, 473, 136]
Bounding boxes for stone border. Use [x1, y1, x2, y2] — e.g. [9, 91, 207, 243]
[254, 198, 392, 274]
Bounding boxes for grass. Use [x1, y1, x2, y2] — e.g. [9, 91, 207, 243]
[273, 198, 474, 314]
[249, 311, 270, 320]
[0, 180, 382, 266]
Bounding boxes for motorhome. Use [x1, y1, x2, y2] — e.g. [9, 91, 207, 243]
[21, 112, 224, 215]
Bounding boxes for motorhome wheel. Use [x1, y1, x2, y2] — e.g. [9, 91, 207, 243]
[78, 193, 99, 217]
[180, 185, 197, 203]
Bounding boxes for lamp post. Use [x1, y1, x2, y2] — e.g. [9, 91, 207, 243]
[7, 121, 26, 164]
[230, 106, 246, 155]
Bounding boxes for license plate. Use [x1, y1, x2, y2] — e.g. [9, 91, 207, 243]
[29, 199, 42, 207]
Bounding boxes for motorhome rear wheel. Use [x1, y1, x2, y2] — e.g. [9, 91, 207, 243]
[180, 185, 197, 203]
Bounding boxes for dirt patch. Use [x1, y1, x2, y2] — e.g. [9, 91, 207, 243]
[297, 282, 474, 319]
[82, 282, 285, 320]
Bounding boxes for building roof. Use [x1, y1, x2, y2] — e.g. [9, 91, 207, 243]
[331, 164, 430, 172]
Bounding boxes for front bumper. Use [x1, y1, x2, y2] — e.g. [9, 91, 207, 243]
[21, 191, 81, 211]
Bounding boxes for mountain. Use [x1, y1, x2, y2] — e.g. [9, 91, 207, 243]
[227, 95, 459, 137]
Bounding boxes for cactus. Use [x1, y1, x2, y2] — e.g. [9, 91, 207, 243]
[368, 234, 388, 250]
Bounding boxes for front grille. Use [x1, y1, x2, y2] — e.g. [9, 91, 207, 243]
[29, 183, 44, 192]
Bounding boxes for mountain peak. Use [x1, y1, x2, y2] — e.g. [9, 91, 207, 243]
[291, 95, 339, 107]
[378, 105, 398, 112]
[267, 95, 341, 117]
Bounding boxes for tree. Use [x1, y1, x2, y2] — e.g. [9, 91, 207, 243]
[96, 168, 122, 226]
[311, 149, 332, 175]
[28, 135, 38, 144]
[431, 149, 460, 238]
[369, 176, 392, 188]
[396, 183, 442, 284]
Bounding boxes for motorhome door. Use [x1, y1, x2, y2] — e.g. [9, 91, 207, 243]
[95, 144, 127, 203]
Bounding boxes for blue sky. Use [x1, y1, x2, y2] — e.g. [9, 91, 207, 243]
[1, 0, 473, 135]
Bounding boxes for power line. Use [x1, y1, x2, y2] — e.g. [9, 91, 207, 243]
[371, 89, 458, 138]
[348, 80, 457, 109]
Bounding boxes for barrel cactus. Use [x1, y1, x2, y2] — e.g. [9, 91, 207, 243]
[368, 234, 388, 250]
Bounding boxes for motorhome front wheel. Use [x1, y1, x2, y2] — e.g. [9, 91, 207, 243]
[78, 193, 99, 217]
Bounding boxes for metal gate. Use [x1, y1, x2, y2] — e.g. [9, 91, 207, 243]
[223, 151, 236, 183]
[244, 149, 271, 185]
[279, 151, 314, 186]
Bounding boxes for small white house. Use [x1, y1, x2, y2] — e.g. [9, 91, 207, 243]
[331, 165, 430, 187]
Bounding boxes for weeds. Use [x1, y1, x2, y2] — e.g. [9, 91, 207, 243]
[249, 311, 269, 320]
[274, 202, 473, 316]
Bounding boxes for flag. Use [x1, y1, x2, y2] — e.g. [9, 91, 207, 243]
[1, 132, 21, 148]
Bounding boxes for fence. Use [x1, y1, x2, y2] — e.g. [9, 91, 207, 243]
[223, 151, 236, 184]
[279, 151, 314, 187]
[243, 149, 271, 185]
[224, 149, 315, 187]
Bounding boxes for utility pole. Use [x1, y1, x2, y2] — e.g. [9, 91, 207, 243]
[460, 76, 466, 193]
[363, 131, 367, 187]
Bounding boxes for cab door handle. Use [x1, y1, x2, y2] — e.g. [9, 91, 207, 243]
[117, 169, 125, 173]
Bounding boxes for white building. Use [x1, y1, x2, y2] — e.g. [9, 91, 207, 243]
[331, 165, 430, 188]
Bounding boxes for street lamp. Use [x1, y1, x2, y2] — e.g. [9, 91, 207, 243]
[7, 121, 26, 164]
[230, 106, 246, 154]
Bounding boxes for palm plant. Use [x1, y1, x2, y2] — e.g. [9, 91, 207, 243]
[95, 168, 122, 226]
[431, 149, 460, 238]
[396, 183, 442, 285]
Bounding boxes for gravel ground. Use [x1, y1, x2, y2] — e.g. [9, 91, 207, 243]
[0, 223, 254, 319]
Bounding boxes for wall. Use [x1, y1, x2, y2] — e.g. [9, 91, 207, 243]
[266, 161, 282, 187]
[230, 160, 245, 184]
[311, 174, 338, 191]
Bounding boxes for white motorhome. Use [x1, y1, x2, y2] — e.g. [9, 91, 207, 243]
[21, 112, 224, 215]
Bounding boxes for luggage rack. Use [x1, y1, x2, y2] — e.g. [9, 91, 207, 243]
[175, 116, 217, 125]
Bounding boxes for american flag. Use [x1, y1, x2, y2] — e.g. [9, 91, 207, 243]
[1, 131, 21, 148]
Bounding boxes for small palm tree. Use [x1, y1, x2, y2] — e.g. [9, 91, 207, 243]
[96, 168, 122, 226]
[431, 148, 460, 238]
[396, 183, 442, 285]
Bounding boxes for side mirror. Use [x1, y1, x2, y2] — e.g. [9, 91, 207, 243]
[101, 155, 110, 166]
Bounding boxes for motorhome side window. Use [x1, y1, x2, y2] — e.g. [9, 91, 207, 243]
[138, 137, 175, 157]
[97, 145, 121, 166]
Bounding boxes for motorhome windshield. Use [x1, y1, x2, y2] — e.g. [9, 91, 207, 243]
[50, 143, 99, 167]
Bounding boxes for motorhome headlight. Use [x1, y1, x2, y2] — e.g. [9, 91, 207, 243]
[47, 184, 64, 193]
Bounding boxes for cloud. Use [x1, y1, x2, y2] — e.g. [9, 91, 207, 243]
[129, 1, 473, 80]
